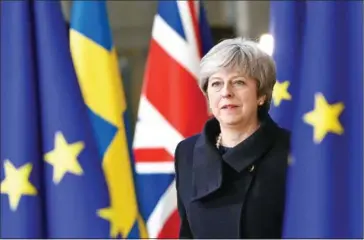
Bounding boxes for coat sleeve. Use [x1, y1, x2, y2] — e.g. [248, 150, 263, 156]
[174, 142, 193, 239]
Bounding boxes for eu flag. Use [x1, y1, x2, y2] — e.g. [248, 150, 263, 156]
[1, 1, 111, 238]
[269, 1, 306, 130]
[271, 2, 363, 238]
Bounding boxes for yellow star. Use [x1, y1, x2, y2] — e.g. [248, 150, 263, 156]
[44, 131, 85, 184]
[97, 207, 145, 238]
[272, 80, 292, 106]
[288, 153, 294, 166]
[0, 160, 37, 211]
[97, 207, 147, 239]
[97, 206, 128, 238]
[303, 93, 344, 144]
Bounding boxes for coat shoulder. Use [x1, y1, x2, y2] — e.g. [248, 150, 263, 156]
[271, 121, 291, 149]
[175, 134, 200, 162]
[174, 134, 201, 176]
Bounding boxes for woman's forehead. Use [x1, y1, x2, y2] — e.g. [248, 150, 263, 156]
[210, 68, 249, 79]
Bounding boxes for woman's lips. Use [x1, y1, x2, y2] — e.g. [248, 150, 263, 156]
[221, 104, 238, 109]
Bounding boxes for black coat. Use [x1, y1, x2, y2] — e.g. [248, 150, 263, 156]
[174, 114, 290, 238]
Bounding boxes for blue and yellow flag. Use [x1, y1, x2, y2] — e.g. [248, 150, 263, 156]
[271, 2, 363, 238]
[269, 1, 306, 130]
[69, 1, 147, 238]
[1, 1, 111, 238]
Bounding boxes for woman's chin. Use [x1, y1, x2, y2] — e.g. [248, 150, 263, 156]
[219, 115, 244, 126]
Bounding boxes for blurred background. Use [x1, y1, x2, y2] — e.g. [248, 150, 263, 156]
[61, 1, 271, 134]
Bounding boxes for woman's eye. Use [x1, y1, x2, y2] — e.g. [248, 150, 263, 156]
[211, 82, 221, 87]
[233, 80, 245, 85]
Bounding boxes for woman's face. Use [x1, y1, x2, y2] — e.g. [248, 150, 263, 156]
[206, 68, 265, 127]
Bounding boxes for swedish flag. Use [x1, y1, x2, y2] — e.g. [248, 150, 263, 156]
[70, 1, 147, 238]
[271, 2, 363, 238]
[1, 1, 111, 238]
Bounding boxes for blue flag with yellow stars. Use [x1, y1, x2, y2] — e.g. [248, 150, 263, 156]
[1, 1, 111, 238]
[272, 1, 363, 238]
[269, 1, 306, 130]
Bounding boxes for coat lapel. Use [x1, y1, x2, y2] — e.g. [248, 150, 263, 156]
[191, 115, 279, 201]
[222, 116, 278, 172]
[191, 117, 222, 201]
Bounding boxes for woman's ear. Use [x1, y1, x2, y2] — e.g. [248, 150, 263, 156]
[258, 95, 267, 106]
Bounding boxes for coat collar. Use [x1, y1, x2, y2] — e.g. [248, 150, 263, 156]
[191, 114, 278, 201]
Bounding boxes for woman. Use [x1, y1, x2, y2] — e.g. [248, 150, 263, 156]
[174, 38, 290, 239]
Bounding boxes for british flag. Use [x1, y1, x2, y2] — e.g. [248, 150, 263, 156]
[132, 0, 213, 238]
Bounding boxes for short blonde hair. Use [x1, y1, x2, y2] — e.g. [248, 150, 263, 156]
[199, 38, 276, 113]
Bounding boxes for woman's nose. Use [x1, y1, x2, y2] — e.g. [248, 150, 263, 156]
[220, 83, 233, 98]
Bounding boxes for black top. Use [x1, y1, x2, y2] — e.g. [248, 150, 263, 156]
[217, 145, 232, 155]
[175, 114, 291, 238]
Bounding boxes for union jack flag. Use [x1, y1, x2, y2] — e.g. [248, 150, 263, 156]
[132, 0, 213, 238]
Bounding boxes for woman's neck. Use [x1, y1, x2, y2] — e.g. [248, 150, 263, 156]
[219, 117, 260, 148]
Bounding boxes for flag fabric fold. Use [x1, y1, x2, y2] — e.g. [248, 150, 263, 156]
[269, 1, 306, 130]
[1, 1, 110, 238]
[132, 0, 213, 238]
[270, 1, 363, 238]
[70, 1, 147, 238]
